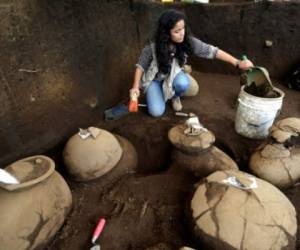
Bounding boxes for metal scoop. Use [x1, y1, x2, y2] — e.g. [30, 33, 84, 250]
[90, 218, 106, 250]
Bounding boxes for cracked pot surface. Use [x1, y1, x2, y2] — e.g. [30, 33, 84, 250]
[190, 170, 297, 250]
[270, 117, 300, 144]
[250, 143, 300, 189]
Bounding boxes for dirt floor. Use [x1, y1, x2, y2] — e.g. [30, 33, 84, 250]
[47, 71, 300, 250]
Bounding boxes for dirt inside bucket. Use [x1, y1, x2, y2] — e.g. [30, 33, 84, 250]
[244, 83, 280, 98]
[241, 67, 281, 98]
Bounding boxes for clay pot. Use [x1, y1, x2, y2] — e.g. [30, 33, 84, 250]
[183, 65, 192, 74]
[250, 143, 300, 189]
[249, 118, 300, 189]
[188, 170, 297, 250]
[63, 127, 123, 181]
[102, 134, 138, 183]
[0, 155, 72, 250]
[172, 146, 238, 178]
[270, 117, 300, 143]
[183, 65, 199, 97]
[184, 74, 199, 97]
[169, 124, 238, 177]
[168, 124, 215, 154]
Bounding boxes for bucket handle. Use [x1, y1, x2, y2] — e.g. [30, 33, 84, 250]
[245, 117, 274, 128]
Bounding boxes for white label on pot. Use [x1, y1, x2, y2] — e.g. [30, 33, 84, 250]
[222, 176, 257, 190]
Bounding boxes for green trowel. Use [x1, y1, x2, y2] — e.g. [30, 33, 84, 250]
[240, 55, 278, 98]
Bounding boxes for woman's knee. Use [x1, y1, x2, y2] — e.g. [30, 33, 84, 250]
[173, 71, 190, 94]
[148, 104, 165, 117]
[146, 80, 166, 117]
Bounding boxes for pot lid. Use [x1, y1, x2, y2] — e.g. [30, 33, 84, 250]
[168, 124, 215, 153]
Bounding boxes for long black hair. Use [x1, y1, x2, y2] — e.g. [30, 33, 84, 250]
[154, 9, 192, 74]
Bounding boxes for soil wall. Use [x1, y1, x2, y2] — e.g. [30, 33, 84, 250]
[0, 0, 299, 167]
[0, 0, 139, 166]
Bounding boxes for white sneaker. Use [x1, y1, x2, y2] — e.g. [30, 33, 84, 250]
[172, 97, 183, 111]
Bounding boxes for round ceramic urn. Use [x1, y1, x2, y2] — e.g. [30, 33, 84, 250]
[169, 124, 238, 177]
[63, 127, 123, 181]
[0, 155, 72, 250]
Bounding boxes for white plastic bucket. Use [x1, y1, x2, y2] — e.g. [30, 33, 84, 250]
[235, 85, 285, 139]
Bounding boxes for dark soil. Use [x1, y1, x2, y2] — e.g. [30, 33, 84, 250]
[47, 71, 300, 250]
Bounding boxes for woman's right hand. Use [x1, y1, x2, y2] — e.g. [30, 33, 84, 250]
[129, 87, 140, 99]
[238, 59, 254, 71]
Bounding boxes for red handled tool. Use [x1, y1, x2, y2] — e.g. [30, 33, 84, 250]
[128, 92, 138, 112]
[90, 218, 106, 250]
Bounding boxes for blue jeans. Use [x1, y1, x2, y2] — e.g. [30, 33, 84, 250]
[146, 71, 190, 117]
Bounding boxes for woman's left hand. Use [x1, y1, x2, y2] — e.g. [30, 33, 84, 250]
[238, 59, 254, 71]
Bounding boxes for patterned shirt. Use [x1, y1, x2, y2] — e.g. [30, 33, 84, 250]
[136, 36, 218, 73]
